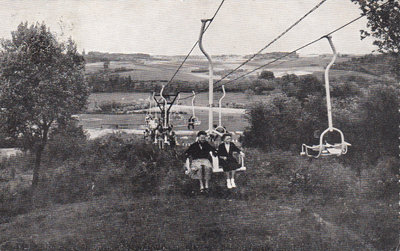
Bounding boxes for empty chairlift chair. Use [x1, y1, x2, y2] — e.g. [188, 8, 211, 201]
[300, 36, 351, 158]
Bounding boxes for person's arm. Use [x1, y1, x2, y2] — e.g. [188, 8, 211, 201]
[217, 144, 227, 160]
[184, 144, 195, 159]
[232, 143, 245, 157]
[206, 142, 217, 157]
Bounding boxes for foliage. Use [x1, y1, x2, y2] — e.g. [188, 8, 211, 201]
[242, 94, 304, 150]
[281, 74, 323, 100]
[243, 92, 327, 151]
[46, 120, 88, 161]
[351, 0, 400, 54]
[357, 84, 400, 161]
[0, 22, 90, 187]
[351, 0, 400, 79]
[332, 53, 399, 79]
[331, 82, 361, 98]
[258, 70, 275, 80]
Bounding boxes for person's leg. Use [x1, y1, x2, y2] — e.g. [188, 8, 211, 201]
[231, 170, 237, 188]
[199, 179, 204, 190]
[225, 172, 232, 189]
[204, 167, 211, 190]
[199, 165, 205, 191]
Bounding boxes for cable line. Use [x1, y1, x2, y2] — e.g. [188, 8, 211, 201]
[213, 3, 387, 90]
[214, 0, 329, 86]
[164, 0, 225, 90]
[176, 0, 391, 98]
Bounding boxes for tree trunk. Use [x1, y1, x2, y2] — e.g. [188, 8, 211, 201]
[32, 126, 49, 189]
[32, 145, 44, 188]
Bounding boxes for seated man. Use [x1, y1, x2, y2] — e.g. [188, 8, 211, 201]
[184, 131, 217, 193]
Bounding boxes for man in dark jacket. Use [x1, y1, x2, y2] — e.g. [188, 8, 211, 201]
[184, 131, 216, 193]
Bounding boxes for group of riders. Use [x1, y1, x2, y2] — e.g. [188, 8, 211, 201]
[144, 113, 245, 193]
[144, 114, 177, 148]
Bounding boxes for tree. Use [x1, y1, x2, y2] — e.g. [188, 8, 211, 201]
[0, 22, 90, 188]
[259, 70, 275, 80]
[103, 59, 110, 70]
[351, 0, 400, 78]
[358, 85, 399, 161]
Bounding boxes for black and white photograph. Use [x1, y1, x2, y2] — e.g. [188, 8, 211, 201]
[0, 0, 398, 250]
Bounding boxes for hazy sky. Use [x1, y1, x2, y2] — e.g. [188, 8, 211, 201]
[0, 0, 377, 55]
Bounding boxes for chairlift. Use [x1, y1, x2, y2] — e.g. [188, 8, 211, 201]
[190, 91, 201, 126]
[171, 93, 184, 120]
[215, 85, 227, 135]
[185, 154, 246, 175]
[300, 36, 351, 158]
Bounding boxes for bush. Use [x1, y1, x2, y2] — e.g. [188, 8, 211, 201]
[357, 85, 399, 161]
[331, 82, 361, 98]
[47, 121, 88, 161]
[258, 70, 275, 80]
[243, 93, 326, 151]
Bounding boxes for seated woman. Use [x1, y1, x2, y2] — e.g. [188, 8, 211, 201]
[184, 131, 217, 193]
[217, 133, 245, 189]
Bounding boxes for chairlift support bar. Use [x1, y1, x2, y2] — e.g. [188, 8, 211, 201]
[300, 35, 351, 158]
[160, 86, 168, 128]
[199, 18, 214, 132]
[191, 91, 196, 118]
[153, 86, 179, 128]
[324, 35, 336, 131]
[218, 85, 226, 127]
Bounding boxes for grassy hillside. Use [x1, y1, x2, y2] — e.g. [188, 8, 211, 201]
[0, 134, 397, 250]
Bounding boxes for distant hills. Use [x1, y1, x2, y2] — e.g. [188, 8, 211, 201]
[84, 51, 151, 63]
[84, 51, 300, 63]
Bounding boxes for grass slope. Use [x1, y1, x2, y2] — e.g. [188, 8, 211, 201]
[0, 193, 376, 250]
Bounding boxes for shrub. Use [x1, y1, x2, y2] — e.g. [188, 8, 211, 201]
[243, 93, 326, 151]
[357, 84, 400, 161]
[331, 82, 361, 98]
[47, 121, 88, 161]
[258, 70, 275, 80]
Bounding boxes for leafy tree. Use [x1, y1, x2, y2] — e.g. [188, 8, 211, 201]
[352, 0, 400, 78]
[243, 94, 304, 150]
[103, 59, 110, 70]
[0, 22, 90, 188]
[358, 85, 399, 160]
[259, 70, 275, 80]
[352, 0, 400, 53]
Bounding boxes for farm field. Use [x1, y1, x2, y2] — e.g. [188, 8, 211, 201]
[87, 91, 272, 110]
[85, 54, 352, 82]
[81, 92, 272, 135]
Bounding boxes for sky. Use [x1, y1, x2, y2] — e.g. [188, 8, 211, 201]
[0, 0, 377, 56]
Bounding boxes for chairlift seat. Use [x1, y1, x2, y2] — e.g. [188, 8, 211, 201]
[192, 116, 201, 126]
[211, 154, 246, 173]
[300, 127, 350, 158]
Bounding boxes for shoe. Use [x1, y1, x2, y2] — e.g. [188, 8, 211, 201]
[200, 188, 205, 193]
[227, 179, 232, 189]
[231, 179, 236, 188]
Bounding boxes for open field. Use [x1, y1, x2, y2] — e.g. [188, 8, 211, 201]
[78, 110, 247, 131]
[81, 91, 271, 136]
[85, 55, 355, 82]
[87, 91, 272, 110]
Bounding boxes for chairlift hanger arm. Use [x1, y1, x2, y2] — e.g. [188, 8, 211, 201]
[324, 35, 337, 131]
[218, 85, 226, 127]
